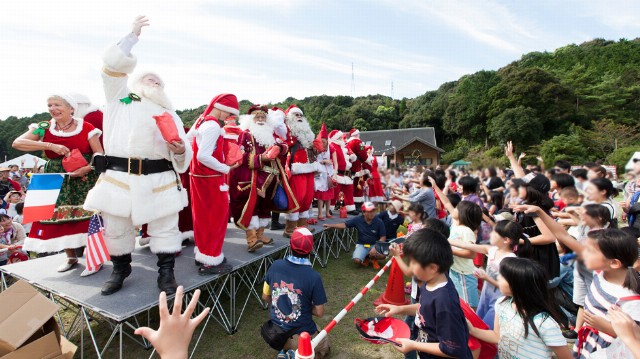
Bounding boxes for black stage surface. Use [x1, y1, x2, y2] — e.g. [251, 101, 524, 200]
[0, 216, 356, 358]
[1, 217, 347, 321]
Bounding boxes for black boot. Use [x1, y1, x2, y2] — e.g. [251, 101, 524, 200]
[270, 212, 284, 230]
[101, 254, 132, 296]
[157, 253, 178, 296]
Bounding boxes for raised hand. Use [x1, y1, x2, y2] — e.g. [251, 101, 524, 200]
[504, 141, 514, 158]
[132, 15, 150, 37]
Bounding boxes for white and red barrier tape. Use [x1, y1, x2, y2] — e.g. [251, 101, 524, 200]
[311, 257, 395, 347]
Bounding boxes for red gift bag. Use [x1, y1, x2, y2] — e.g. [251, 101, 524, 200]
[223, 141, 243, 166]
[62, 148, 89, 172]
[153, 112, 181, 143]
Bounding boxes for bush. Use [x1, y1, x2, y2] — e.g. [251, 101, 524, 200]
[606, 146, 640, 175]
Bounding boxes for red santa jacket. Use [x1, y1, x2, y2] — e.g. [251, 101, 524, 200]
[84, 110, 103, 145]
[286, 130, 317, 175]
[347, 138, 372, 177]
[330, 142, 354, 185]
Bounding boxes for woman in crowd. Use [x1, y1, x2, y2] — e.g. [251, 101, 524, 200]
[13, 94, 103, 276]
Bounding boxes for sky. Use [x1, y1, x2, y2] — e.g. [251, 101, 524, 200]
[2, 0, 640, 120]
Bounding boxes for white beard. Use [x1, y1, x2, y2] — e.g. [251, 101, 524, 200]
[131, 82, 174, 111]
[286, 116, 314, 148]
[248, 121, 276, 147]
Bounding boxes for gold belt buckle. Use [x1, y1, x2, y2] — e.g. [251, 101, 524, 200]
[128, 158, 143, 176]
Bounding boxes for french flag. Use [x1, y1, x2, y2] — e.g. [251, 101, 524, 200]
[23, 174, 64, 224]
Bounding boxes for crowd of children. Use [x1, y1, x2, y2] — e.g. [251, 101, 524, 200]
[354, 143, 640, 359]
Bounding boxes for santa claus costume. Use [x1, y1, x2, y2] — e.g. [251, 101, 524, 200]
[314, 123, 334, 220]
[229, 105, 298, 251]
[71, 93, 103, 143]
[329, 130, 356, 212]
[187, 94, 239, 275]
[84, 22, 193, 296]
[346, 129, 373, 212]
[282, 105, 321, 237]
[365, 146, 385, 203]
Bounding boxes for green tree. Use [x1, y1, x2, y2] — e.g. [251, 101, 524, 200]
[487, 106, 542, 148]
[538, 133, 589, 165]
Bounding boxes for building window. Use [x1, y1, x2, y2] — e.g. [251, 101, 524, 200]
[385, 140, 392, 146]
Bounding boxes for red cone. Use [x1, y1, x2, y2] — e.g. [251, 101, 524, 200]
[295, 331, 314, 359]
[373, 258, 410, 306]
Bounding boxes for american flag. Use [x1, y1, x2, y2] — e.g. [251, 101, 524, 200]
[86, 214, 110, 271]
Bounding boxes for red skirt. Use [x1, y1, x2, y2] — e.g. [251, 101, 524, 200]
[315, 188, 334, 201]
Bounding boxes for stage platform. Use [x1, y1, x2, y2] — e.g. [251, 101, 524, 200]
[0, 216, 358, 359]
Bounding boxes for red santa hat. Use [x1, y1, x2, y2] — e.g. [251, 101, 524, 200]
[248, 104, 269, 115]
[317, 123, 328, 140]
[349, 128, 360, 138]
[201, 93, 240, 118]
[329, 129, 343, 142]
[285, 104, 303, 116]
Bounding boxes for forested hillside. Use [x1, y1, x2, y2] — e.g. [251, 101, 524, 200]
[2, 38, 639, 171]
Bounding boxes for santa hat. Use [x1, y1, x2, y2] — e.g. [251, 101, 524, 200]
[349, 128, 360, 138]
[248, 104, 268, 115]
[68, 92, 91, 105]
[201, 93, 240, 118]
[329, 129, 343, 142]
[285, 104, 303, 116]
[317, 123, 328, 140]
[51, 93, 78, 114]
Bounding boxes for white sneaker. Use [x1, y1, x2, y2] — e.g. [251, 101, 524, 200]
[57, 258, 78, 272]
[80, 264, 102, 277]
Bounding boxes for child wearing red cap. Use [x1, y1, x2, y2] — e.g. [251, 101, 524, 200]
[261, 228, 330, 359]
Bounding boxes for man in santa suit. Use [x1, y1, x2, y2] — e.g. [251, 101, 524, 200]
[282, 105, 321, 237]
[346, 128, 373, 213]
[70, 93, 103, 135]
[187, 94, 240, 275]
[329, 130, 357, 213]
[267, 107, 288, 231]
[230, 105, 298, 251]
[84, 16, 193, 296]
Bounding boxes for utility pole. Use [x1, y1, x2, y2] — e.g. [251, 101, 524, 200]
[351, 62, 355, 98]
[391, 81, 394, 99]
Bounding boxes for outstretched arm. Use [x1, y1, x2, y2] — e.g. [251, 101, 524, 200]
[102, 16, 149, 101]
[505, 141, 526, 179]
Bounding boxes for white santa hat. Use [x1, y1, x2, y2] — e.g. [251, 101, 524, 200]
[50, 93, 78, 114]
[68, 92, 91, 105]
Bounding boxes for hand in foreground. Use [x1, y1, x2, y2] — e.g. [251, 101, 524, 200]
[265, 146, 281, 159]
[608, 305, 640, 342]
[392, 338, 415, 354]
[375, 303, 401, 317]
[132, 15, 150, 36]
[135, 286, 210, 359]
[167, 140, 185, 155]
[511, 204, 540, 214]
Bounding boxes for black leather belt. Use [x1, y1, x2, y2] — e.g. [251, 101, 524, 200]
[105, 156, 174, 176]
[338, 170, 351, 176]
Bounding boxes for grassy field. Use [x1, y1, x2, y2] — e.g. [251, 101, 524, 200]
[69, 250, 403, 359]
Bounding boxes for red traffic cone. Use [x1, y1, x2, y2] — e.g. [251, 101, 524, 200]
[373, 258, 410, 306]
[295, 331, 314, 359]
